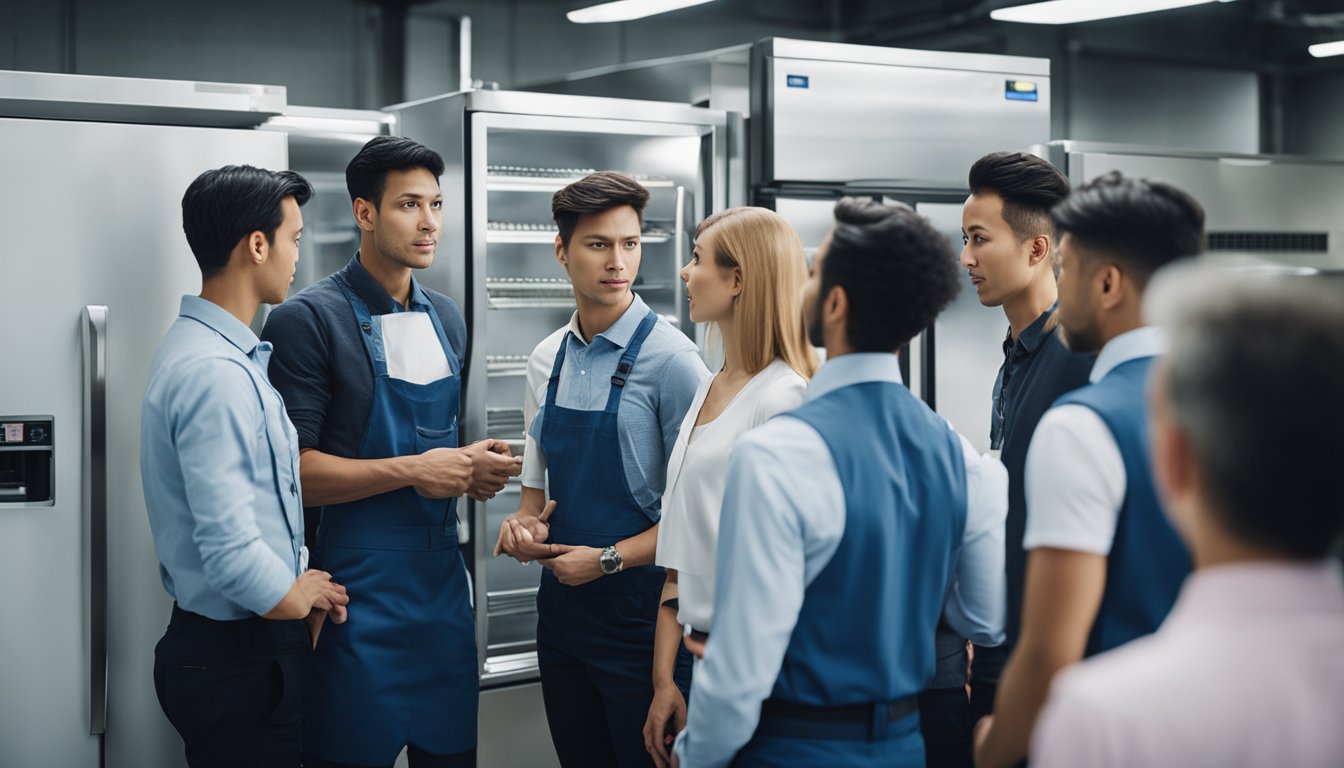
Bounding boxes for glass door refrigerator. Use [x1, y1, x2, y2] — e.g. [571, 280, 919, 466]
[391, 90, 729, 765]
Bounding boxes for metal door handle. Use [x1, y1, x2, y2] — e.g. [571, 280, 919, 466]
[82, 305, 108, 736]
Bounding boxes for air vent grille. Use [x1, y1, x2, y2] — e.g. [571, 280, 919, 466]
[1207, 232, 1328, 253]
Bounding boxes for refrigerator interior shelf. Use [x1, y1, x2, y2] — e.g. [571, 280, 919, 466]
[487, 587, 540, 617]
[486, 223, 673, 245]
[486, 165, 675, 192]
[482, 650, 539, 680]
[486, 354, 531, 377]
[486, 407, 526, 437]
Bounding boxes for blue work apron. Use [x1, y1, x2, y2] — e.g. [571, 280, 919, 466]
[536, 311, 690, 768]
[302, 273, 478, 765]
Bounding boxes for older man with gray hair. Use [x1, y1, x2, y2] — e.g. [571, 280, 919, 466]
[1030, 267, 1344, 768]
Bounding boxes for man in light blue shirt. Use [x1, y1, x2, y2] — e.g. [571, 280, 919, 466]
[675, 199, 1007, 768]
[142, 165, 348, 768]
[495, 172, 709, 768]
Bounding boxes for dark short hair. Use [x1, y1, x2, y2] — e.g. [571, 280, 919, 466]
[968, 151, 1070, 240]
[1052, 171, 1205, 285]
[823, 198, 961, 352]
[181, 165, 312, 278]
[551, 171, 650, 248]
[1157, 272, 1344, 558]
[345, 135, 445, 206]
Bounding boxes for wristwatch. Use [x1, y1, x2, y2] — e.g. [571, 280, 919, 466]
[599, 545, 624, 575]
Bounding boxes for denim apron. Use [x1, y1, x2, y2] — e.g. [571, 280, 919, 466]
[302, 273, 477, 765]
[535, 311, 690, 767]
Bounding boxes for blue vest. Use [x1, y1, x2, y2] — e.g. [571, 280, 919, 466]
[1054, 356, 1191, 656]
[777, 381, 967, 705]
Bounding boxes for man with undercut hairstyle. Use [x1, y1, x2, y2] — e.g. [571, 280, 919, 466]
[1034, 269, 1344, 767]
[974, 172, 1203, 768]
[956, 153, 1094, 758]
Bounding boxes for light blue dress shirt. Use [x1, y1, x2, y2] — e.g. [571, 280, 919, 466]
[141, 295, 306, 621]
[521, 293, 711, 519]
[675, 353, 1009, 768]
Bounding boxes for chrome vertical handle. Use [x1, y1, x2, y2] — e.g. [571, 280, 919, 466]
[673, 185, 687, 326]
[82, 305, 108, 736]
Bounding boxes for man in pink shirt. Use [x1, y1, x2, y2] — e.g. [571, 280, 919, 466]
[1030, 268, 1344, 768]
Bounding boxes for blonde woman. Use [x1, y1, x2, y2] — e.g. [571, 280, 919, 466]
[642, 207, 817, 767]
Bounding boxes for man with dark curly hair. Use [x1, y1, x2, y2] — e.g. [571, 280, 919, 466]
[674, 198, 1008, 768]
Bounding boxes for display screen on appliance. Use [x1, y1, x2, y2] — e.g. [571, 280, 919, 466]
[2, 423, 22, 443]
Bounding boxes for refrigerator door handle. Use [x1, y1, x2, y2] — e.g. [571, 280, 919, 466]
[82, 305, 109, 736]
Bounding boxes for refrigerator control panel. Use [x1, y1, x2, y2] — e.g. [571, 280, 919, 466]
[0, 415, 54, 506]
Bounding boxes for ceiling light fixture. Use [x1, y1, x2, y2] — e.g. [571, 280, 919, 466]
[567, 0, 717, 24]
[991, 0, 1235, 25]
[1308, 40, 1344, 58]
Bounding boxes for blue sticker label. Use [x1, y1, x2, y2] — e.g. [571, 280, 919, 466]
[786, 74, 809, 89]
[1005, 80, 1038, 102]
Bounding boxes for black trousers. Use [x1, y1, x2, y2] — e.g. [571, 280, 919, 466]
[917, 687, 972, 768]
[969, 643, 1009, 726]
[153, 604, 311, 768]
[303, 746, 476, 768]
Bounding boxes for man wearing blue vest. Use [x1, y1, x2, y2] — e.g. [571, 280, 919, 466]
[972, 172, 1204, 768]
[673, 198, 1007, 768]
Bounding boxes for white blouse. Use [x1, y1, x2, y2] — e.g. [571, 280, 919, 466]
[656, 358, 807, 632]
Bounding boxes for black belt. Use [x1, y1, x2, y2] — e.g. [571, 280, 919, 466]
[167, 604, 307, 651]
[755, 697, 918, 742]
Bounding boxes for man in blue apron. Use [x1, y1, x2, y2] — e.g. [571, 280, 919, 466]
[262, 137, 523, 768]
[673, 199, 1007, 768]
[972, 173, 1202, 768]
[493, 172, 710, 768]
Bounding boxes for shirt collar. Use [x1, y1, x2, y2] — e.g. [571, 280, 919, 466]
[806, 352, 904, 402]
[179, 295, 261, 357]
[565, 293, 650, 350]
[1091, 325, 1166, 383]
[341, 252, 432, 315]
[1013, 303, 1058, 355]
[1164, 560, 1344, 628]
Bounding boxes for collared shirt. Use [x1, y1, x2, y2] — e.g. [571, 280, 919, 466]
[261, 254, 468, 458]
[261, 255, 468, 546]
[1033, 560, 1344, 768]
[674, 353, 1008, 768]
[655, 358, 807, 632]
[141, 295, 305, 621]
[989, 305, 1093, 646]
[520, 293, 710, 519]
[1023, 326, 1166, 554]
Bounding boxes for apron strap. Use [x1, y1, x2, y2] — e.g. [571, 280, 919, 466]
[604, 311, 659, 413]
[332, 271, 387, 378]
[544, 332, 572, 409]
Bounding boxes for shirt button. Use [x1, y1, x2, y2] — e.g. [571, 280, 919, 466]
[581, 370, 587, 376]
[290, 482, 297, 495]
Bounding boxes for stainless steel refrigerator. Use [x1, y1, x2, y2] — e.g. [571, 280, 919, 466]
[1037, 140, 1344, 274]
[388, 89, 729, 766]
[531, 38, 1054, 451]
[0, 70, 288, 768]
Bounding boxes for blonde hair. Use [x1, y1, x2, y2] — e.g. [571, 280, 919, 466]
[696, 207, 818, 379]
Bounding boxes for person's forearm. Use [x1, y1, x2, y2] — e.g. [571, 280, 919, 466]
[977, 641, 1074, 768]
[617, 523, 659, 568]
[517, 485, 547, 518]
[299, 448, 416, 507]
[653, 571, 682, 688]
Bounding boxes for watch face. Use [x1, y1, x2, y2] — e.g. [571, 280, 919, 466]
[600, 547, 620, 574]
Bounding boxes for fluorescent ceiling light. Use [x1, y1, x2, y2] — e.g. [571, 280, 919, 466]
[1308, 40, 1344, 58]
[568, 0, 716, 23]
[991, 0, 1233, 25]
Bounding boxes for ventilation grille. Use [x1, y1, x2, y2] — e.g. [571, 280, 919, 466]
[1208, 232, 1328, 253]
